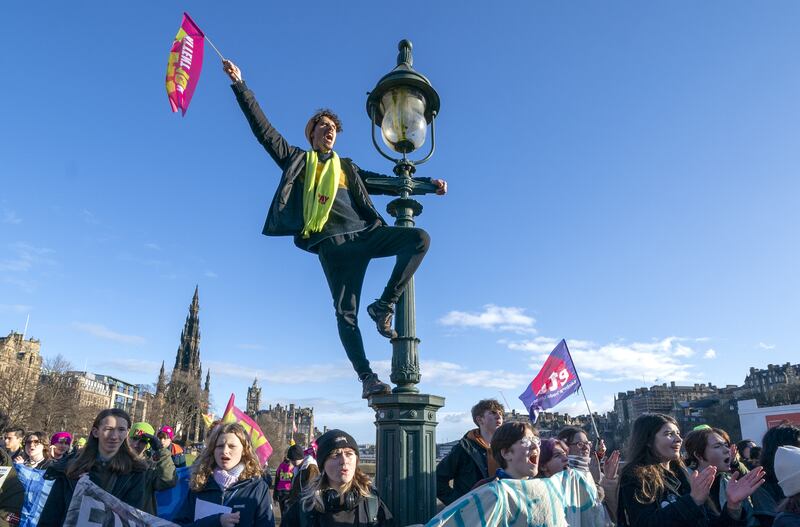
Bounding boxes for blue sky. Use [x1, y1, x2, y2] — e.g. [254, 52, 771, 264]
[1, 2, 799, 443]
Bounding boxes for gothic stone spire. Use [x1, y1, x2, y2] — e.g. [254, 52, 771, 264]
[174, 286, 202, 379]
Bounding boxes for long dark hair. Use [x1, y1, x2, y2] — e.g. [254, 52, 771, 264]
[66, 409, 147, 479]
[621, 413, 684, 504]
[760, 425, 800, 485]
[22, 431, 50, 461]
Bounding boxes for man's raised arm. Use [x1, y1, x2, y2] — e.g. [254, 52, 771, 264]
[223, 60, 300, 171]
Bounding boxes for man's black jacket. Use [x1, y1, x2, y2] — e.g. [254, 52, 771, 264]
[231, 81, 396, 253]
[435, 433, 489, 506]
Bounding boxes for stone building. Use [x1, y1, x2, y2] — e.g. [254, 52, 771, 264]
[246, 378, 262, 416]
[0, 331, 43, 422]
[743, 363, 800, 396]
[615, 382, 719, 426]
[247, 379, 320, 444]
[68, 371, 151, 423]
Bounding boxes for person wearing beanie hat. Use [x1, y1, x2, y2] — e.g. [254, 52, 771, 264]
[775, 446, 800, 526]
[128, 422, 156, 457]
[49, 432, 73, 461]
[274, 445, 307, 514]
[282, 428, 392, 526]
[157, 425, 186, 468]
[222, 58, 447, 401]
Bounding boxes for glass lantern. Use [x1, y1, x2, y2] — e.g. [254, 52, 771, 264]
[379, 86, 428, 154]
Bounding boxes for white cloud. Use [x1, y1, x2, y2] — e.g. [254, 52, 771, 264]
[95, 358, 162, 374]
[72, 322, 146, 344]
[2, 209, 21, 224]
[552, 394, 616, 416]
[144, 243, 161, 251]
[757, 342, 775, 350]
[439, 305, 536, 333]
[703, 349, 717, 359]
[507, 336, 704, 384]
[81, 209, 99, 224]
[367, 359, 531, 391]
[417, 359, 531, 389]
[206, 360, 353, 384]
[205, 270, 218, 278]
[0, 243, 56, 272]
[0, 304, 32, 314]
[237, 343, 266, 351]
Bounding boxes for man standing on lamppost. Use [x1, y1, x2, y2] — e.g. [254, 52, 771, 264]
[222, 60, 447, 399]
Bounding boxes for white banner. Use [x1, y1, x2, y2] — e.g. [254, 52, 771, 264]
[63, 475, 178, 527]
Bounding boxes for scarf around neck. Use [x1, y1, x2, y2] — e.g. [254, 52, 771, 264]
[301, 150, 341, 238]
[468, 429, 500, 478]
[213, 463, 245, 491]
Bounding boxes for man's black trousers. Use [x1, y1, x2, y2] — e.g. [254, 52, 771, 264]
[317, 225, 430, 379]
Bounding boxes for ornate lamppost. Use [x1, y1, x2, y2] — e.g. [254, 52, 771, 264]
[366, 39, 445, 525]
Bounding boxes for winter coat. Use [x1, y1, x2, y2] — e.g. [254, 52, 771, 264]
[617, 464, 747, 527]
[0, 449, 23, 527]
[686, 467, 759, 527]
[775, 512, 800, 527]
[174, 475, 274, 527]
[281, 492, 393, 527]
[274, 460, 296, 503]
[752, 481, 786, 527]
[436, 433, 489, 505]
[38, 446, 176, 526]
[287, 456, 319, 508]
[170, 442, 187, 468]
[230, 81, 406, 253]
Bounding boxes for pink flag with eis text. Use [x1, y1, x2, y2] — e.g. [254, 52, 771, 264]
[221, 393, 274, 466]
[166, 13, 204, 115]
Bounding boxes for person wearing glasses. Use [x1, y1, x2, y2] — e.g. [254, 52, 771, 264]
[473, 421, 541, 488]
[19, 431, 51, 469]
[222, 59, 447, 400]
[558, 426, 621, 523]
[127, 421, 178, 514]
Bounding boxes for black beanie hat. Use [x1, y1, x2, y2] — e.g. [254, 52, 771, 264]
[315, 429, 359, 465]
[287, 444, 304, 461]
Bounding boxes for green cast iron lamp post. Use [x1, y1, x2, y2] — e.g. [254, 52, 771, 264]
[365, 39, 445, 526]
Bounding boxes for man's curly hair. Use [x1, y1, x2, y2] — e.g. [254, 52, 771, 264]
[305, 108, 343, 146]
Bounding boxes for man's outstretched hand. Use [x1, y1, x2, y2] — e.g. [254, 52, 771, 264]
[432, 179, 447, 195]
[223, 60, 242, 83]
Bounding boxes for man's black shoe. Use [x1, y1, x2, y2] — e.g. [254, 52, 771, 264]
[360, 373, 392, 398]
[367, 300, 398, 339]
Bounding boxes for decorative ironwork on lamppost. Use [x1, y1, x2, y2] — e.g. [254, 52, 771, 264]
[365, 39, 440, 393]
[366, 39, 445, 526]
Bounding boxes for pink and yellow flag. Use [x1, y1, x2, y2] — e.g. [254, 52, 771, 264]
[166, 13, 205, 115]
[221, 393, 273, 466]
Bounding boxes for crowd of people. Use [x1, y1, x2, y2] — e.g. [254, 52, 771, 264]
[0, 399, 798, 526]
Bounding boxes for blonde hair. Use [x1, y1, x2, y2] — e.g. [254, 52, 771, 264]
[190, 423, 262, 492]
[300, 454, 373, 513]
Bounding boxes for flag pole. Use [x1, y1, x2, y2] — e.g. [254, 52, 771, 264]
[563, 340, 601, 441]
[204, 35, 225, 61]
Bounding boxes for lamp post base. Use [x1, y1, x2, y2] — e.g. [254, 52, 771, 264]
[370, 392, 445, 526]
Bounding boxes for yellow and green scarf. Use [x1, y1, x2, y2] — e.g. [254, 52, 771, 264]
[301, 150, 341, 238]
